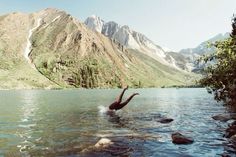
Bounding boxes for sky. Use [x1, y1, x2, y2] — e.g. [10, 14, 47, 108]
[1, 0, 235, 51]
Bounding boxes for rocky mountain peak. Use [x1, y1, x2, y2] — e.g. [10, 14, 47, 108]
[84, 15, 104, 32]
[84, 15, 173, 66]
[42, 8, 63, 14]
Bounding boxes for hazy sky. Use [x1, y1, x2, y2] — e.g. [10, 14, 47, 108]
[1, 0, 235, 51]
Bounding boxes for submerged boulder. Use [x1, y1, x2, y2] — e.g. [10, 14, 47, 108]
[157, 118, 174, 124]
[95, 138, 113, 148]
[171, 132, 194, 144]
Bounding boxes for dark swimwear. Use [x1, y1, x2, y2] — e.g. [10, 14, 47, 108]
[108, 87, 139, 111]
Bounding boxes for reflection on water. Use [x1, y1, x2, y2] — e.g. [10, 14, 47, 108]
[17, 91, 39, 155]
[0, 88, 233, 156]
[20, 91, 38, 123]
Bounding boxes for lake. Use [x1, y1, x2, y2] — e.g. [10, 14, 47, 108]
[0, 88, 232, 156]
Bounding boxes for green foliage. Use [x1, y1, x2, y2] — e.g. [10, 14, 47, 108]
[199, 16, 236, 105]
[72, 59, 99, 88]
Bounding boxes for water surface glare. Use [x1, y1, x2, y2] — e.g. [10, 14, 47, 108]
[0, 88, 232, 156]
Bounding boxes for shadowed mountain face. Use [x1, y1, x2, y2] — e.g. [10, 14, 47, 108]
[0, 8, 196, 89]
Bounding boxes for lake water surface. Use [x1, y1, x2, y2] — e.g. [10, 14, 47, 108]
[0, 88, 233, 156]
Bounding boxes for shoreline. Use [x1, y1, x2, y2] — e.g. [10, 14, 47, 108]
[0, 86, 205, 91]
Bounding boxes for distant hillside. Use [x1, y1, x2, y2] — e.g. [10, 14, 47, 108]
[180, 33, 230, 56]
[0, 8, 197, 89]
[179, 33, 230, 72]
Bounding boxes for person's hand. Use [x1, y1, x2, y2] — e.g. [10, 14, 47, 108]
[124, 85, 129, 90]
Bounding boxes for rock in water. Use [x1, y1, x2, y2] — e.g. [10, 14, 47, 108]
[230, 120, 236, 126]
[157, 118, 174, 123]
[212, 114, 232, 122]
[224, 124, 236, 138]
[171, 132, 194, 144]
[95, 138, 113, 148]
[230, 134, 236, 145]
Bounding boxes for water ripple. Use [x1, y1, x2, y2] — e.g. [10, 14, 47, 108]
[0, 89, 233, 156]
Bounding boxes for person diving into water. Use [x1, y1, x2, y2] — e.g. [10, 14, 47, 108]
[108, 86, 139, 111]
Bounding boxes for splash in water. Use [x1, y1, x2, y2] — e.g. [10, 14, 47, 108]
[98, 105, 109, 115]
[98, 105, 118, 116]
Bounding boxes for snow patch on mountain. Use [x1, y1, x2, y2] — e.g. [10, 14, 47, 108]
[52, 15, 61, 23]
[24, 18, 42, 63]
[169, 56, 180, 70]
[42, 15, 62, 28]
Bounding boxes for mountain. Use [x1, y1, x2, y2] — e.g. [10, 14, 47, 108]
[84, 15, 173, 66]
[0, 10, 59, 89]
[165, 52, 192, 71]
[84, 15, 231, 73]
[179, 33, 230, 72]
[180, 33, 230, 56]
[84, 15, 206, 72]
[0, 8, 196, 89]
